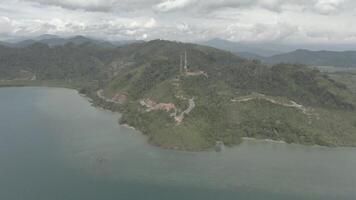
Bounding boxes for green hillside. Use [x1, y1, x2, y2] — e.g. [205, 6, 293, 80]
[96, 40, 356, 150]
[1, 40, 356, 151]
[0, 42, 114, 80]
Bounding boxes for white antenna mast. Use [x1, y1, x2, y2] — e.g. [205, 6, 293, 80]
[180, 54, 183, 73]
[184, 51, 188, 71]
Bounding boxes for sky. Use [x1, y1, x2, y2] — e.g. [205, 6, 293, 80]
[0, 0, 356, 44]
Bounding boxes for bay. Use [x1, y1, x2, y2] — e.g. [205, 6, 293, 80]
[0, 87, 355, 200]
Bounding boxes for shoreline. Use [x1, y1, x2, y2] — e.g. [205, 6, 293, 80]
[120, 123, 137, 131]
[1, 83, 355, 151]
[240, 137, 355, 150]
[242, 137, 287, 144]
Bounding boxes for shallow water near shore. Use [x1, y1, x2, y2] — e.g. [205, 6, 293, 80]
[1, 87, 355, 200]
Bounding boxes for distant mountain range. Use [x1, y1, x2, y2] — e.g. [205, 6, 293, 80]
[201, 38, 285, 57]
[2, 35, 356, 68]
[264, 49, 356, 68]
[0, 35, 143, 48]
[201, 38, 356, 68]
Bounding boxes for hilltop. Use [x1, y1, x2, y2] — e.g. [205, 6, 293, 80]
[1, 39, 356, 150]
[87, 40, 356, 150]
[0, 35, 143, 48]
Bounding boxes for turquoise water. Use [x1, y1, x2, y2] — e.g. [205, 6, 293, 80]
[0, 87, 355, 200]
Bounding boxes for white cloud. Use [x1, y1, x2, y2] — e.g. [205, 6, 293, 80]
[314, 0, 347, 14]
[0, 0, 355, 44]
[141, 33, 148, 39]
[0, 16, 14, 33]
[22, 0, 118, 11]
[155, 0, 193, 12]
[144, 18, 157, 28]
[222, 22, 298, 42]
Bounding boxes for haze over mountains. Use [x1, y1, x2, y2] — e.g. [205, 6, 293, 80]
[264, 50, 356, 68]
[202, 38, 356, 68]
[0, 34, 142, 49]
[2, 35, 356, 68]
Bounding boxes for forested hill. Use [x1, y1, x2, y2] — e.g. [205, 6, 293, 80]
[0, 35, 142, 48]
[103, 40, 354, 110]
[1, 39, 356, 150]
[0, 42, 114, 80]
[97, 40, 356, 150]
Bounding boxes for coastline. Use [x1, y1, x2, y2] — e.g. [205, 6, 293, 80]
[75, 90, 356, 151]
[121, 123, 137, 131]
[242, 137, 287, 144]
[1, 82, 355, 152]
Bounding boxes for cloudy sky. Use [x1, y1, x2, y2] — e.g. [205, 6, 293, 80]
[0, 0, 356, 44]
